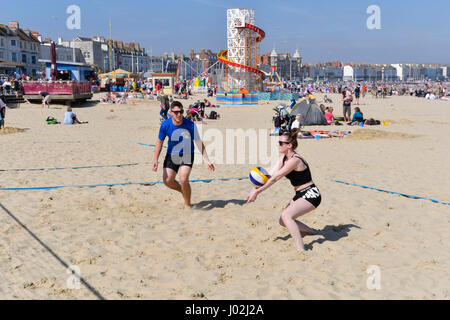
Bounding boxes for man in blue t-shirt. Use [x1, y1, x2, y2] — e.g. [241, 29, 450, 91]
[63, 107, 82, 124]
[152, 101, 215, 208]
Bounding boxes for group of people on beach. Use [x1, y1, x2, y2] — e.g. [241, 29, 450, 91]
[313, 86, 377, 126]
[274, 80, 449, 100]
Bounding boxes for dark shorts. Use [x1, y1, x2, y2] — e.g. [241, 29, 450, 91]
[293, 184, 321, 208]
[163, 153, 194, 173]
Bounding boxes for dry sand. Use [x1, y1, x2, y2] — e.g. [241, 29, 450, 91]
[0, 92, 448, 299]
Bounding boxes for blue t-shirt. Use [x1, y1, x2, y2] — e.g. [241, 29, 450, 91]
[352, 112, 364, 122]
[158, 118, 200, 155]
[64, 111, 76, 124]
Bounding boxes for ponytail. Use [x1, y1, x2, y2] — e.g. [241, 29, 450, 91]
[282, 128, 300, 150]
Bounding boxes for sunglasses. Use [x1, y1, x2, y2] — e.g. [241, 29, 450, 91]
[278, 141, 290, 146]
[172, 110, 184, 115]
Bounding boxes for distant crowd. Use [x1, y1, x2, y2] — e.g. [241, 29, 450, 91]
[271, 81, 449, 100]
[103, 78, 217, 99]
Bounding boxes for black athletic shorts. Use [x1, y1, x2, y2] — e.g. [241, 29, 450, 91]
[293, 184, 321, 208]
[163, 153, 194, 173]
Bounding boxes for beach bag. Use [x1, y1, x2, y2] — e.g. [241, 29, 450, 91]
[209, 111, 217, 119]
[46, 116, 59, 125]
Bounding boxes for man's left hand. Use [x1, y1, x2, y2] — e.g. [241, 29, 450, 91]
[206, 161, 215, 172]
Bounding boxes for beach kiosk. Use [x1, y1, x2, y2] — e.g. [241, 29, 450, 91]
[152, 73, 175, 95]
[99, 68, 138, 91]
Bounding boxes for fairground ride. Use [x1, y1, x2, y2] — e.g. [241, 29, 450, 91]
[217, 8, 266, 92]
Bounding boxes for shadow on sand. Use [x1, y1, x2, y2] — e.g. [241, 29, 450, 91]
[274, 224, 361, 251]
[192, 199, 247, 211]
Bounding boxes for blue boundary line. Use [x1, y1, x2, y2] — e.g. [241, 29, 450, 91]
[0, 177, 249, 191]
[333, 180, 450, 206]
[137, 142, 166, 148]
[0, 162, 146, 172]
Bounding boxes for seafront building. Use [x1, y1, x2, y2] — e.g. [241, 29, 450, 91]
[392, 63, 446, 82]
[0, 21, 41, 76]
[39, 39, 92, 81]
[59, 36, 151, 74]
[260, 48, 303, 81]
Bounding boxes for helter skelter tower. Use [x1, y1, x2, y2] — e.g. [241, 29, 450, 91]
[217, 8, 266, 92]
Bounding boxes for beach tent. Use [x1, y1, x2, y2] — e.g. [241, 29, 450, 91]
[290, 99, 327, 126]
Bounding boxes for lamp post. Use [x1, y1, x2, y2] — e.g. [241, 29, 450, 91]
[289, 58, 292, 81]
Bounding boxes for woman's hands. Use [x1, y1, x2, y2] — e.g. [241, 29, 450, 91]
[247, 187, 259, 203]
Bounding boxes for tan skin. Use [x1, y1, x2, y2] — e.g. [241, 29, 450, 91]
[247, 135, 318, 252]
[152, 106, 215, 207]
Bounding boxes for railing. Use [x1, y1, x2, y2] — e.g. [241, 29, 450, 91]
[22, 81, 92, 95]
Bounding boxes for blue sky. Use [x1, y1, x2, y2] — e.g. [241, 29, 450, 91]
[1, 0, 449, 64]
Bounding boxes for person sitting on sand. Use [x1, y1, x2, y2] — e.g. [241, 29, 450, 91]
[247, 129, 321, 252]
[118, 97, 127, 104]
[188, 107, 201, 121]
[324, 107, 334, 125]
[324, 95, 333, 103]
[349, 107, 364, 125]
[64, 107, 86, 125]
[291, 114, 302, 130]
[204, 99, 215, 108]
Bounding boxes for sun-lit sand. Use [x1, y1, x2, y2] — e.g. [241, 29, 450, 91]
[0, 92, 448, 299]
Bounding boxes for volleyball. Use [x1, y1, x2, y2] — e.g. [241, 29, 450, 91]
[249, 167, 271, 186]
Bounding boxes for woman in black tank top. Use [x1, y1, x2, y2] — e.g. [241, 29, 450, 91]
[247, 129, 322, 252]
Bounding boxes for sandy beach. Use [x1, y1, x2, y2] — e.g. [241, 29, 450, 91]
[0, 93, 449, 299]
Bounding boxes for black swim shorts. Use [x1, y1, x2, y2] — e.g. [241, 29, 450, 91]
[163, 153, 194, 173]
[293, 184, 321, 208]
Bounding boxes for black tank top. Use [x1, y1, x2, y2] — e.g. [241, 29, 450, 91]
[283, 153, 313, 187]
